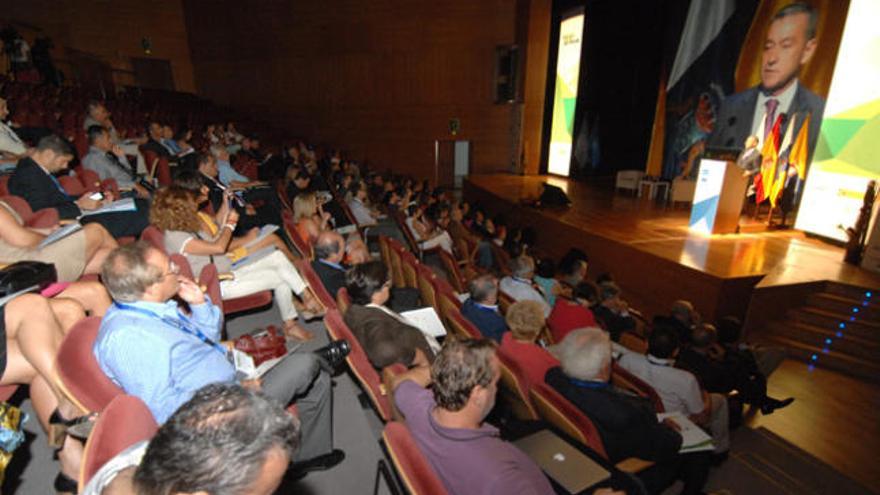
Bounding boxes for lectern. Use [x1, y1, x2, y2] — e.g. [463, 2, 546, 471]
[688, 152, 748, 235]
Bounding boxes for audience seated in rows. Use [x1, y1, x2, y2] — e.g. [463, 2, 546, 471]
[82, 125, 151, 198]
[500, 301, 559, 387]
[546, 328, 711, 495]
[294, 191, 369, 263]
[196, 152, 284, 237]
[93, 242, 343, 471]
[592, 282, 638, 341]
[547, 281, 599, 343]
[677, 322, 792, 414]
[461, 274, 507, 343]
[82, 384, 299, 495]
[149, 186, 318, 341]
[499, 255, 551, 318]
[83, 100, 147, 174]
[343, 260, 437, 368]
[390, 338, 556, 495]
[618, 326, 730, 457]
[346, 180, 405, 242]
[405, 204, 454, 254]
[9, 135, 151, 238]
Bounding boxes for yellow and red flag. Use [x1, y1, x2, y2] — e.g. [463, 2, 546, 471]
[754, 115, 782, 204]
[769, 117, 796, 207]
[789, 113, 811, 180]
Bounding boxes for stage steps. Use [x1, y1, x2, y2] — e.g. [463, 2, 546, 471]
[757, 282, 879, 383]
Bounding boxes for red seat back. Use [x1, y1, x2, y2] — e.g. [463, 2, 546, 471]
[59, 175, 86, 197]
[197, 262, 224, 315]
[79, 395, 158, 491]
[611, 362, 665, 413]
[76, 167, 102, 193]
[335, 287, 351, 315]
[495, 348, 539, 420]
[0, 195, 59, 228]
[323, 309, 393, 421]
[0, 176, 10, 196]
[294, 259, 336, 310]
[383, 422, 450, 495]
[142, 226, 166, 253]
[529, 381, 609, 460]
[56, 316, 125, 413]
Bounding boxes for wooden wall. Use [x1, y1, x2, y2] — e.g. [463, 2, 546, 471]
[183, 0, 525, 178]
[0, 0, 196, 92]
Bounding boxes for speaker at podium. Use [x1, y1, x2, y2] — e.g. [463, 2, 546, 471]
[689, 148, 749, 235]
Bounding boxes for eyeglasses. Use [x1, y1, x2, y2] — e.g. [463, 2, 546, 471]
[161, 261, 180, 279]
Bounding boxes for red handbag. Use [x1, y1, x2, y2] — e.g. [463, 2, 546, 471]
[234, 326, 287, 366]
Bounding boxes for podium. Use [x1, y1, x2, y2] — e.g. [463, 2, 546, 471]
[688, 154, 748, 235]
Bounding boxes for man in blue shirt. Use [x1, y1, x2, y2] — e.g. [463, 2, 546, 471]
[461, 275, 508, 342]
[94, 241, 343, 472]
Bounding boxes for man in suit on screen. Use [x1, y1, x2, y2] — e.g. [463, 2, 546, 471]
[709, 2, 824, 165]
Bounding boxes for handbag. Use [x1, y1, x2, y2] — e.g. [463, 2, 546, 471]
[0, 402, 27, 484]
[234, 326, 287, 366]
[0, 261, 57, 297]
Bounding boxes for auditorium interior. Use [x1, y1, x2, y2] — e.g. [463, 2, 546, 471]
[0, 0, 877, 494]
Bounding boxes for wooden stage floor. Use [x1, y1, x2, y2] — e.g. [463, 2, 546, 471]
[466, 173, 880, 491]
[464, 174, 880, 321]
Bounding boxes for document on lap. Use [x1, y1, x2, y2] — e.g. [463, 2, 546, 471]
[657, 412, 714, 453]
[38, 222, 83, 249]
[243, 224, 279, 249]
[78, 198, 137, 217]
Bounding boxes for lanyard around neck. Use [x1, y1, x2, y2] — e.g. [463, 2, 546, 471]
[113, 302, 227, 356]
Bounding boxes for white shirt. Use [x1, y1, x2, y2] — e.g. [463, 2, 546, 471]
[499, 276, 551, 317]
[0, 121, 26, 155]
[81, 440, 148, 495]
[751, 80, 798, 140]
[618, 353, 703, 415]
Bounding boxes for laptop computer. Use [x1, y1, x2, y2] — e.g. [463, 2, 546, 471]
[514, 429, 611, 494]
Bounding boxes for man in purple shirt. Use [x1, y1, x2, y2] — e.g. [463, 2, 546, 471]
[391, 338, 554, 495]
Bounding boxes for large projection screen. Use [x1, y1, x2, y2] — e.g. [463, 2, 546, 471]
[794, 0, 880, 241]
[547, 11, 584, 177]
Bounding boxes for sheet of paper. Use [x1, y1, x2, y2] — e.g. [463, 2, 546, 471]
[38, 222, 82, 249]
[79, 198, 136, 217]
[657, 412, 714, 453]
[401, 307, 448, 337]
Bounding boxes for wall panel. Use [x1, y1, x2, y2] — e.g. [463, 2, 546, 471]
[184, 0, 519, 178]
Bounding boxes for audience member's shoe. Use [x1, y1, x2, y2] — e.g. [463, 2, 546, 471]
[54, 472, 78, 493]
[314, 339, 351, 374]
[289, 449, 345, 479]
[760, 397, 794, 415]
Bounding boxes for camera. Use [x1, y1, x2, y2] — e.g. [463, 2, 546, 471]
[314, 339, 351, 374]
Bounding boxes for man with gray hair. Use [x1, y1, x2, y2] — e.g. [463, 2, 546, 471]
[546, 328, 711, 495]
[83, 100, 148, 174]
[82, 383, 299, 494]
[461, 274, 508, 342]
[94, 241, 344, 475]
[499, 255, 551, 317]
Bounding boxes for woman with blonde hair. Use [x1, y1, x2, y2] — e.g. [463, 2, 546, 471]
[293, 191, 369, 264]
[150, 187, 321, 341]
[499, 300, 559, 387]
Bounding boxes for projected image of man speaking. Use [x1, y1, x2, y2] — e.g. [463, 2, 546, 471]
[709, 2, 825, 158]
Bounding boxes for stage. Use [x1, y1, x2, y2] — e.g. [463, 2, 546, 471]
[464, 173, 879, 322]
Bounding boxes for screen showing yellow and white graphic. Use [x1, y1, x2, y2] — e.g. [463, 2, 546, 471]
[795, 0, 880, 241]
[547, 12, 584, 177]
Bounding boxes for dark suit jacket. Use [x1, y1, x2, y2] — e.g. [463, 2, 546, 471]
[545, 367, 681, 464]
[708, 84, 824, 164]
[8, 157, 81, 219]
[142, 138, 173, 159]
[311, 259, 346, 298]
[461, 298, 507, 343]
[343, 304, 433, 369]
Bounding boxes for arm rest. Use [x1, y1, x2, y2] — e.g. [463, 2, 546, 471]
[615, 457, 654, 473]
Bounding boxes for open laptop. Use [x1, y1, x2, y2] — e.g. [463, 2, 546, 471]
[514, 429, 611, 494]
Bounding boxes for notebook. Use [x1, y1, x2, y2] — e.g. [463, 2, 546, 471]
[514, 429, 610, 493]
[657, 412, 714, 453]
